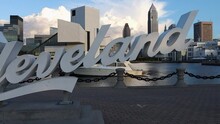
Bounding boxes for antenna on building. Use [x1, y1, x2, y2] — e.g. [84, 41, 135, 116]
[164, 25, 167, 32]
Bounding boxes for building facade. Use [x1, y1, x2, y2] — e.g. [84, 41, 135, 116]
[29, 6, 100, 56]
[148, 4, 158, 34]
[0, 15, 23, 42]
[10, 15, 23, 41]
[71, 6, 100, 52]
[0, 24, 19, 42]
[194, 21, 213, 42]
[123, 23, 131, 38]
[185, 40, 220, 61]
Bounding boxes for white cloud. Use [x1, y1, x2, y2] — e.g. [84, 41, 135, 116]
[23, 6, 69, 38]
[89, 0, 173, 39]
[22, 1, 173, 39]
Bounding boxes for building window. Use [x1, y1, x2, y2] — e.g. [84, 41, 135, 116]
[72, 10, 76, 16]
[188, 53, 192, 56]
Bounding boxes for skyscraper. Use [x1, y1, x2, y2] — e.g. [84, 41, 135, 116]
[0, 15, 23, 42]
[164, 25, 167, 32]
[123, 23, 131, 50]
[194, 21, 213, 42]
[123, 23, 131, 38]
[10, 15, 23, 41]
[148, 4, 158, 34]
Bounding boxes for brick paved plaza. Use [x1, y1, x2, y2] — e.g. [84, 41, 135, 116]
[9, 85, 220, 124]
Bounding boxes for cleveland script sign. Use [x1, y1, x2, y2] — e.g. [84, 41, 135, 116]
[0, 11, 198, 101]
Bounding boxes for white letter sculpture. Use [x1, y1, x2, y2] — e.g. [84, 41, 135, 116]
[0, 10, 198, 101]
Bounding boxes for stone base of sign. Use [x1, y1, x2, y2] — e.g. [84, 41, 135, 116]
[0, 101, 104, 124]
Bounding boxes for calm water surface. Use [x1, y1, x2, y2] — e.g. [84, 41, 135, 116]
[78, 63, 220, 87]
[128, 63, 220, 86]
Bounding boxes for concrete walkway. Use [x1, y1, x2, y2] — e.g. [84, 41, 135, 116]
[8, 85, 220, 124]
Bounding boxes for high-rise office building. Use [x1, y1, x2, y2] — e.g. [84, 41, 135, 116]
[0, 24, 19, 42]
[71, 6, 100, 51]
[10, 15, 23, 41]
[148, 4, 158, 34]
[0, 15, 23, 42]
[123, 23, 131, 38]
[122, 23, 131, 50]
[194, 21, 213, 42]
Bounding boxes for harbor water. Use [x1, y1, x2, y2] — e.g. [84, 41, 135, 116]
[77, 63, 220, 87]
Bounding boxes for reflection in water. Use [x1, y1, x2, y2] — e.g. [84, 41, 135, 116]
[77, 63, 220, 87]
[130, 63, 220, 86]
[145, 70, 160, 76]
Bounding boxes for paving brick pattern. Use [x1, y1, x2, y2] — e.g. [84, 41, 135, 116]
[72, 85, 220, 124]
[9, 85, 220, 124]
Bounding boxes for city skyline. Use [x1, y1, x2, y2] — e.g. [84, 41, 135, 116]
[0, 0, 219, 39]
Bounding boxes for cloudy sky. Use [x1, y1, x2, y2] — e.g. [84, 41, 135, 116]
[0, 0, 219, 39]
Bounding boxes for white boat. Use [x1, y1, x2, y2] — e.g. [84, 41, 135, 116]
[73, 61, 143, 76]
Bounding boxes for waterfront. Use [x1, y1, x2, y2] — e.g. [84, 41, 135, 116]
[78, 63, 220, 87]
[130, 63, 220, 86]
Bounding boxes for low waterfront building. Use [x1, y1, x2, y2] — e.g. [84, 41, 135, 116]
[186, 40, 220, 61]
[186, 42, 197, 60]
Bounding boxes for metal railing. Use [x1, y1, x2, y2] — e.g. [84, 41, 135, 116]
[185, 71, 220, 80]
[77, 72, 117, 83]
[17, 68, 220, 87]
[124, 72, 177, 82]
